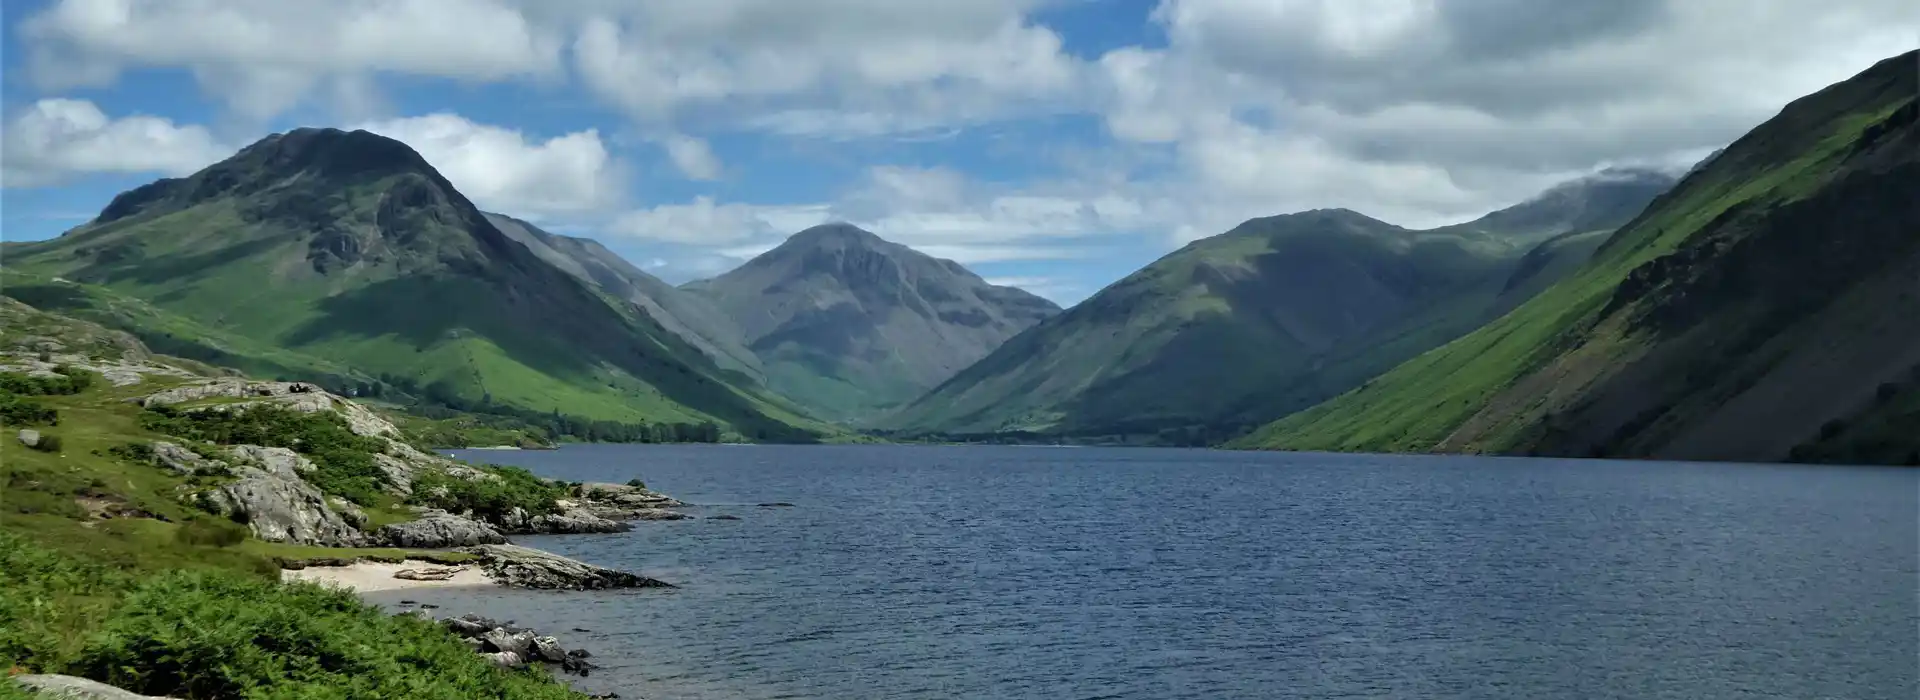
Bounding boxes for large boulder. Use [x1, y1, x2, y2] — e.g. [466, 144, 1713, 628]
[377, 510, 507, 548]
[465, 544, 674, 590]
[480, 628, 536, 658]
[17, 429, 42, 449]
[198, 453, 366, 547]
[11, 674, 178, 699]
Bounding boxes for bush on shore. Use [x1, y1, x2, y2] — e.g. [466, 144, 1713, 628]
[408, 464, 567, 523]
[0, 532, 585, 699]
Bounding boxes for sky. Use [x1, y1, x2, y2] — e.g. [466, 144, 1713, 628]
[2, 1, 1915, 305]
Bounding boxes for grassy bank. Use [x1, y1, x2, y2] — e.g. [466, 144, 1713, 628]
[0, 317, 592, 697]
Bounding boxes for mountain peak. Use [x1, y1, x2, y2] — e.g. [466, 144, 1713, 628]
[238, 127, 435, 182]
[787, 222, 886, 248]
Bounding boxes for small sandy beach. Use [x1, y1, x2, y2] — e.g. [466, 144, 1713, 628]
[282, 560, 496, 593]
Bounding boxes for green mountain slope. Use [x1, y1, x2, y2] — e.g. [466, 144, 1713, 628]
[682, 223, 1060, 424]
[2, 127, 825, 441]
[1236, 50, 1919, 464]
[484, 212, 762, 379]
[878, 173, 1673, 443]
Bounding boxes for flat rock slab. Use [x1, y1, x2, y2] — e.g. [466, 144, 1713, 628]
[464, 544, 674, 590]
[12, 675, 178, 699]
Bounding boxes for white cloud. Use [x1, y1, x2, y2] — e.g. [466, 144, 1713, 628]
[22, 0, 563, 119]
[612, 197, 830, 245]
[1081, 0, 1920, 241]
[18, 1, 1086, 136]
[1, 98, 231, 187]
[570, 1, 1081, 132]
[352, 113, 622, 218]
[661, 135, 723, 181]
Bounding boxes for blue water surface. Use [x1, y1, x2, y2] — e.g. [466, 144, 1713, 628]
[367, 445, 1919, 700]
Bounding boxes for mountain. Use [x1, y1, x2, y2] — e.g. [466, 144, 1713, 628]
[681, 223, 1060, 423]
[878, 171, 1675, 443]
[1236, 50, 1920, 465]
[482, 212, 761, 379]
[1, 127, 826, 441]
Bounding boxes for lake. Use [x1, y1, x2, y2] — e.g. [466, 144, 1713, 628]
[366, 444, 1919, 699]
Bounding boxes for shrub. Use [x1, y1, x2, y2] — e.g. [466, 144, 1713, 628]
[408, 465, 565, 523]
[26, 435, 62, 454]
[107, 442, 156, 465]
[0, 368, 94, 396]
[0, 393, 59, 427]
[625, 478, 647, 489]
[139, 406, 390, 505]
[174, 520, 247, 549]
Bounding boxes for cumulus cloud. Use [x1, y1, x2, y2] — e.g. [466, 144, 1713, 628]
[352, 113, 623, 218]
[569, 0, 1080, 131]
[1078, 0, 1920, 240]
[661, 135, 723, 181]
[1, 98, 231, 187]
[17, 0, 1083, 136]
[22, 0, 562, 119]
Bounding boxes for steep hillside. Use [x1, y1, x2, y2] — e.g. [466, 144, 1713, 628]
[880, 172, 1673, 443]
[2, 127, 824, 442]
[484, 213, 762, 380]
[1237, 50, 1919, 465]
[682, 223, 1060, 423]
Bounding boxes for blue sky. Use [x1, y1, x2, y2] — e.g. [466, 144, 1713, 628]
[3, 0, 1914, 304]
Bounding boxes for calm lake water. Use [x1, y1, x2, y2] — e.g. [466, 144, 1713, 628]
[368, 445, 1919, 700]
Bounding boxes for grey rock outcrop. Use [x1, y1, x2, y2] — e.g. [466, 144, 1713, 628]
[435, 613, 599, 676]
[228, 445, 315, 477]
[528, 508, 632, 533]
[577, 482, 685, 508]
[17, 429, 42, 449]
[198, 447, 366, 547]
[377, 510, 507, 548]
[571, 482, 689, 521]
[491, 505, 631, 535]
[150, 442, 224, 476]
[465, 544, 674, 590]
[481, 628, 536, 658]
[480, 651, 524, 669]
[11, 674, 178, 699]
[139, 379, 400, 438]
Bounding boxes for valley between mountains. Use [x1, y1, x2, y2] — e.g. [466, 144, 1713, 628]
[4, 50, 1915, 467]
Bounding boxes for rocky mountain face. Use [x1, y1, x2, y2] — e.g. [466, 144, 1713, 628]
[880, 171, 1675, 443]
[484, 213, 762, 380]
[682, 223, 1060, 423]
[1, 128, 823, 441]
[1239, 50, 1920, 465]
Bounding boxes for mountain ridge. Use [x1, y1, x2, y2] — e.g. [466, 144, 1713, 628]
[1235, 49, 1920, 465]
[879, 168, 1677, 442]
[3, 127, 829, 442]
